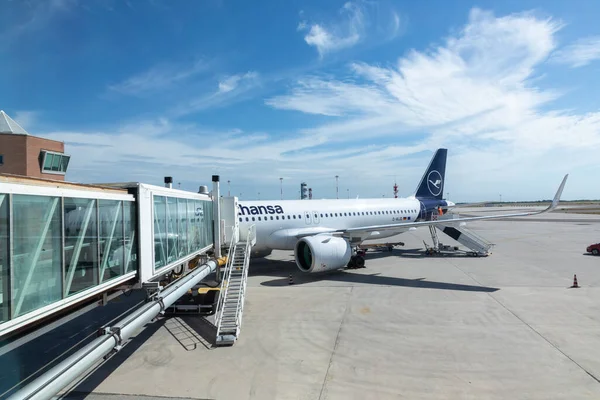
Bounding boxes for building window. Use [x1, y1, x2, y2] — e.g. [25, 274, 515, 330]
[0, 154, 3, 165]
[41, 150, 70, 174]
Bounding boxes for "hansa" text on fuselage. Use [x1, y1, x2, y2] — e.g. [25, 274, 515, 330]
[238, 204, 284, 216]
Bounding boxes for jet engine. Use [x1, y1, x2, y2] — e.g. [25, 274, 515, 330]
[294, 235, 351, 273]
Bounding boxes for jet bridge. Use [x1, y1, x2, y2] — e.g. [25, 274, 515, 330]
[1, 174, 243, 400]
[0, 175, 218, 338]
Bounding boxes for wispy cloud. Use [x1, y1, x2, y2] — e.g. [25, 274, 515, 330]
[298, 1, 402, 58]
[171, 71, 260, 116]
[13, 111, 38, 130]
[265, 8, 600, 198]
[552, 36, 600, 68]
[390, 11, 401, 38]
[38, 8, 600, 201]
[0, 0, 77, 49]
[218, 71, 259, 94]
[298, 1, 363, 57]
[108, 60, 209, 96]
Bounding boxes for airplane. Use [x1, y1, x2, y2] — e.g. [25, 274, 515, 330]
[238, 148, 568, 273]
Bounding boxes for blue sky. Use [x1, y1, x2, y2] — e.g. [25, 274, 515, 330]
[1, 0, 600, 202]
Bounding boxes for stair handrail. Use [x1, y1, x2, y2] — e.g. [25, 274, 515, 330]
[232, 224, 256, 334]
[215, 225, 237, 335]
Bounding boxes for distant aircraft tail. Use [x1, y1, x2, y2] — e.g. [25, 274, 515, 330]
[414, 148, 447, 200]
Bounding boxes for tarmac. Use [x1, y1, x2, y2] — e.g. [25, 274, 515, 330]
[59, 209, 600, 399]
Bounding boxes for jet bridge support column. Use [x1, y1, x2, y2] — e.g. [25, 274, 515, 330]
[212, 175, 222, 281]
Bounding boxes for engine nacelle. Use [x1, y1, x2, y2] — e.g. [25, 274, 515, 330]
[295, 235, 351, 273]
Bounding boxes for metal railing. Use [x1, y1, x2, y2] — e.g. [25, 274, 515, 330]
[214, 226, 237, 334]
[214, 224, 255, 337]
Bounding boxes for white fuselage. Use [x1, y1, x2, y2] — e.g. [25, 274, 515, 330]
[238, 198, 423, 254]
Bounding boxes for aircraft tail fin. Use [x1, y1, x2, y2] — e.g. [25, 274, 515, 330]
[414, 148, 447, 200]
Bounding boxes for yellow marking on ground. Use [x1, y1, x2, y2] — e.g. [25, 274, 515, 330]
[359, 307, 371, 314]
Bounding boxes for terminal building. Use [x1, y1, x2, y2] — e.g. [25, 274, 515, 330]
[0, 110, 70, 180]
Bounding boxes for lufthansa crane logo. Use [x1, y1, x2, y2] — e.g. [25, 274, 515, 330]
[427, 170, 443, 196]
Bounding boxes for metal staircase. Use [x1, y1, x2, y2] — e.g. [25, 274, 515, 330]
[425, 213, 494, 256]
[215, 225, 255, 346]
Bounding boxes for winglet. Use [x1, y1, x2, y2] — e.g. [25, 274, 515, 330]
[546, 174, 568, 212]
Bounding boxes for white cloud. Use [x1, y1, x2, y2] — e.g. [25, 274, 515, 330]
[38, 8, 600, 201]
[13, 111, 38, 131]
[218, 72, 259, 94]
[266, 8, 600, 199]
[303, 24, 360, 57]
[0, 0, 77, 49]
[171, 71, 260, 116]
[390, 11, 401, 38]
[298, 1, 364, 57]
[552, 36, 600, 68]
[109, 60, 209, 95]
[298, 1, 403, 57]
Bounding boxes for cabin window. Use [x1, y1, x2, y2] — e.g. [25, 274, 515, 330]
[239, 217, 242, 222]
[293, 215, 296, 219]
[320, 214, 323, 218]
[258, 217, 262, 221]
[252, 217, 255, 221]
[246, 217, 249, 221]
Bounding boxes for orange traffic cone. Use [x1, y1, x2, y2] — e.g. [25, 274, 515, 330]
[570, 274, 580, 288]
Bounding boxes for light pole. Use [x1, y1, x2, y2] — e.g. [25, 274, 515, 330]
[280, 177, 283, 200]
[227, 180, 231, 196]
[347, 188, 349, 199]
[335, 175, 339, 199]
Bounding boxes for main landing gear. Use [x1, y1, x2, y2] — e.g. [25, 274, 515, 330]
[346, 250, 366, 270]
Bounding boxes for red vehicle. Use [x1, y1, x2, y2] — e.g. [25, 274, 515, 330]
[587, 243, 600, 255]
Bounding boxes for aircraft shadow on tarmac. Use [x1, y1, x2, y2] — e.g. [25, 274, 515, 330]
[251, 257, 498, 293]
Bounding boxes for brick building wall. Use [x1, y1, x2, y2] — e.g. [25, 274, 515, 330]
[0, 133, 66, 181]
[0, 134, 27, 175]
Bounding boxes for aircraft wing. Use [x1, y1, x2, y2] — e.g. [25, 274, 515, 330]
[333, 174, 568, 237]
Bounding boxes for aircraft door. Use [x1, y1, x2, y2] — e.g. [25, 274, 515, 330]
[304, 211, 312, 225]
[312, 211, 320, 224]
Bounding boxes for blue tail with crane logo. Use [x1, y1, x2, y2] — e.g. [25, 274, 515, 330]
[414, 148, 447, 200]
[413, 149, 449, 220]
